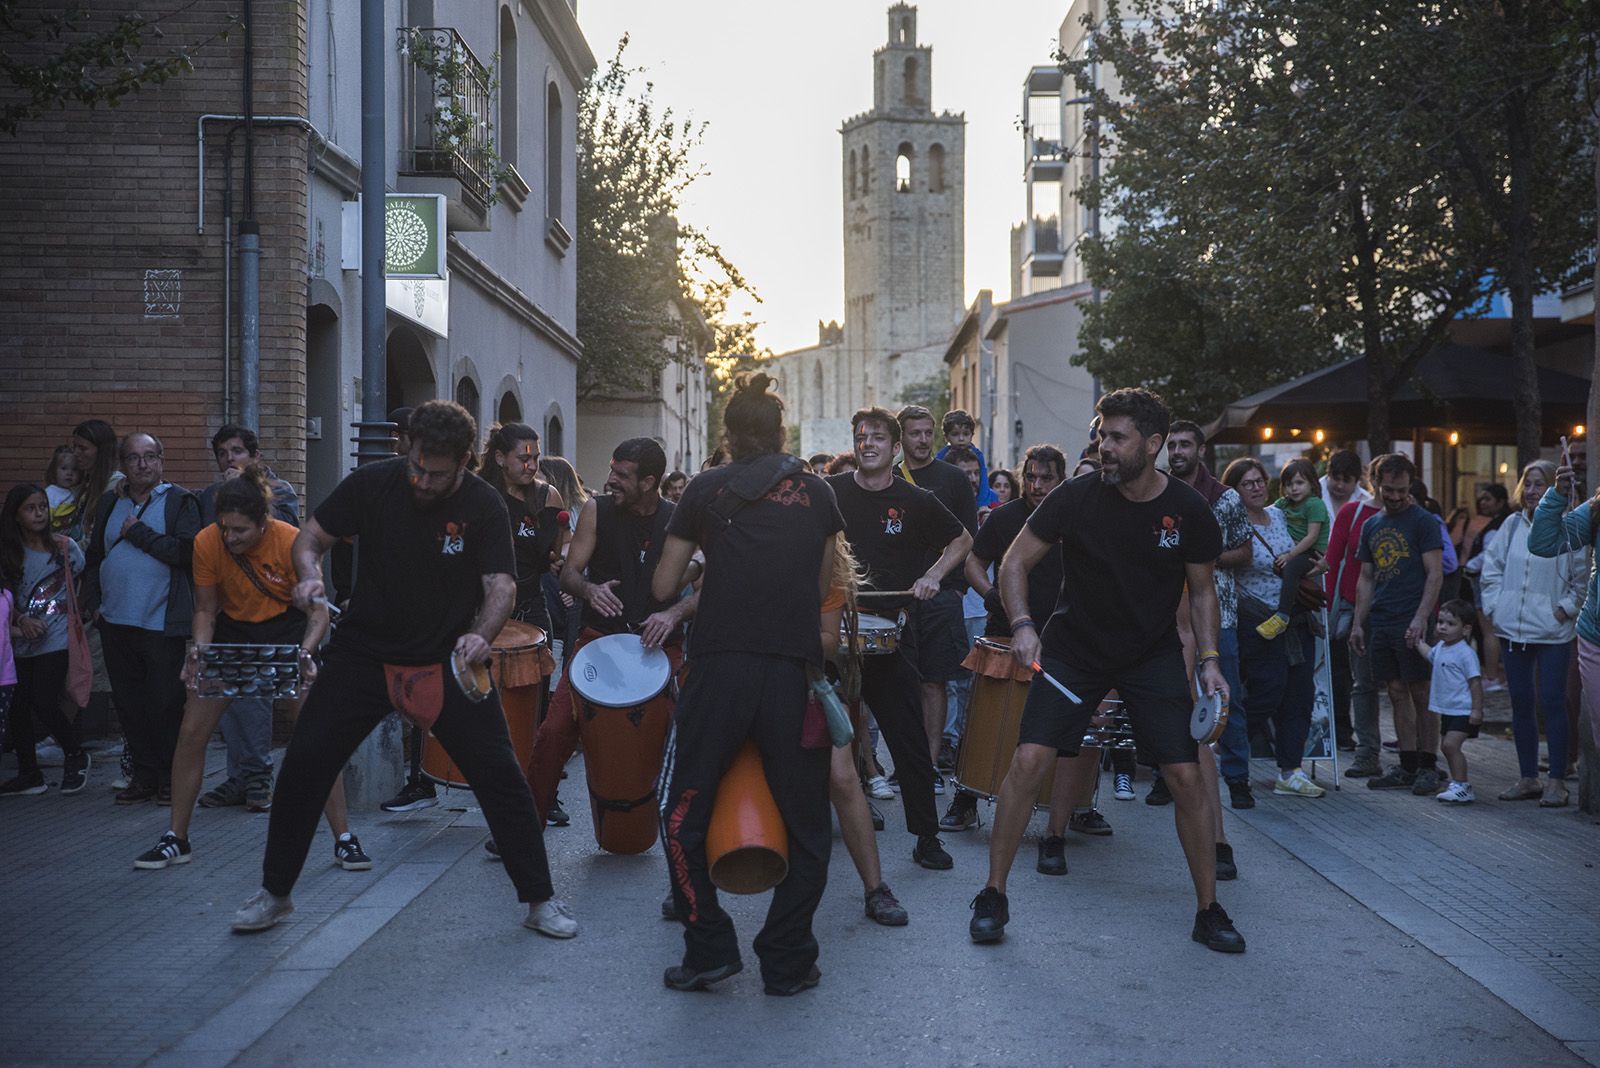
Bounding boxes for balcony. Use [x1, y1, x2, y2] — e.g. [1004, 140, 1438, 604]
[1022, 215, 1064, 277]
[398, 27, 494, 231]
[1025, 122, 1064, 181]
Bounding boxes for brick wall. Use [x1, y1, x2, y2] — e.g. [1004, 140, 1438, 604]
[0, 0, 310, 495]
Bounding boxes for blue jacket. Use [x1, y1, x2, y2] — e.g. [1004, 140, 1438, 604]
[936, 442, 998, 507]
[1527, 487, 1600, 646]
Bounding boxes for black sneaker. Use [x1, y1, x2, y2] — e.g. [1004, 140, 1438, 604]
[1227, 779, 1255, 810]
[1367, 767, 1416, 790]
[1215, 842, 1238, 881]
[484, 838, 502, 860]
[1068, 808, 1112, 836]
[764, 964, 821, 997]
[912, 834, 953, 871]
[864, 883, 909, 926]
[335, 834, 373, 871]
[134, 831, 192, 870]
[936, 740, 957, 771]
[660, 892, 677, 921]
[156, 782, 172, 807]
[939, 792, 978, 832]
[547, 799, 571, 827]
[59, 751, 90, 795]
[199, 777, 247, 808]
[379, 779, 438, 813]
[0, 770, 48, 797]
[968, 887, 1009, 943]
[663, 960, 743, 992]
[1192, 902, 1246, 953]
[1145, 777, 1173, 806]
[1036, 835, 1068, 876]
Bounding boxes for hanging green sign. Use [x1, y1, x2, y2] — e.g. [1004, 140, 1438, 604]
[384, 194, 446, 279]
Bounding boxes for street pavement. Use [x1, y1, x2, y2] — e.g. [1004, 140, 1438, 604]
[1, 704, 1596, 1068]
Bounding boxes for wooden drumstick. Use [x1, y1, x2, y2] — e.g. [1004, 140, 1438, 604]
[855, 590, 915, 601]
[1031, 662, 1085, 705]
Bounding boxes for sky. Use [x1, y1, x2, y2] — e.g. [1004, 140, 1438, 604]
[575, 1, 1072, 355]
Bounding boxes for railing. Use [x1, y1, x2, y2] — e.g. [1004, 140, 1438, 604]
[1027, 123, 1063, 160]
[1025, 214, 1062, 258]
[398, 27, 494, 214]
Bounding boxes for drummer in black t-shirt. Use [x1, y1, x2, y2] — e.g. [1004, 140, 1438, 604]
[231, 400, 577, 939]
[966, 388, 1246, 954]
[826, 407, 971, 873]
[483, 422, 566, 630]
[652, 373, 845, 996]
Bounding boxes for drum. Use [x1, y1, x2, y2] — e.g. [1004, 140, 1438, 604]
[952, 637, 1055, 806]
[423, 621, 551, 789]
[1190, 690, 1229, 744]
[707, 741, 789, 894]
[846, 613, 903, 656]
[571, 633, 675, 855]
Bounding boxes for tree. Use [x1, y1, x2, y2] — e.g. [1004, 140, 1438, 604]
[576, 37, 758, 401]
[1, 2, 228, 135]
[1068, 0, 1498, 453]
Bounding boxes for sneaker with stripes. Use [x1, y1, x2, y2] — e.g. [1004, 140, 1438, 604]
[134, 831, 192, 870]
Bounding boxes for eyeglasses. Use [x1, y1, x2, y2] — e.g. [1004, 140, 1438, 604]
[124, 453, 162, 466]
[1237, 477, 1267, 489]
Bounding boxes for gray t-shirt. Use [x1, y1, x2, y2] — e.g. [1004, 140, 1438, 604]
[14, 540, 86, 658]
[1357, 504, 1443, 628]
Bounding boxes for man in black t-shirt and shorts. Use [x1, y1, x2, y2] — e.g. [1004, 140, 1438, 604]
[231, 401, 577, 939]
[827, 407, 971, 873]
[967, 388, 1246, 954]
[653, 374, 844, 996]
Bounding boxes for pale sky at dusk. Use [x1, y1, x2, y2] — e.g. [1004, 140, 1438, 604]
[576, 1, 1072, 355]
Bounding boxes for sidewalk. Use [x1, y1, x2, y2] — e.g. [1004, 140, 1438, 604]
[1232, 706, 1600, 1063]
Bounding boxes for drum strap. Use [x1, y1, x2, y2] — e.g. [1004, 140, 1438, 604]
[590, 785, 657, 812]
[705, 453, 807, 535]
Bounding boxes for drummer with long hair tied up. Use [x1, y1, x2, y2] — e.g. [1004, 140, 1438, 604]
[481, 422, 567, 633]
[653, 372, 846, 996]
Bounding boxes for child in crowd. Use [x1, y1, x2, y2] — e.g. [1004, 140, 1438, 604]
[44, 445, 81, 533]
[1412, 599, 1483, 802]
[935, 409, 997, 507]
[1257, 458, 1329, 639]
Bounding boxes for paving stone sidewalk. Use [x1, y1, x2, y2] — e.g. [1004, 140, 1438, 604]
[0, 742, 474, 1068]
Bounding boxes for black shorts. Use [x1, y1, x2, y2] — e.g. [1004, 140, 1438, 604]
[1017, 648, 1198, 768]
[906, 590, 969, 684]
[1368, 625, 1429, 684]
[1438, 714, 1480, 739]
[214, 609, 307, 647]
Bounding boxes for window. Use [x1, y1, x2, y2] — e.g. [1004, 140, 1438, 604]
[900, 16, 912, 43]
[896, 142, 913, 192]
[928, 143, 945, 192]
[903, 57, 918, 107]
[545, 83, 563, 220]
[498, 7, 518, 168]
[498, 390, 521, 423]
[861, 145, 870, 194]
[546, 412, 563, 456]
[455, 376, 480, 424]
[848, 149, 858, 200]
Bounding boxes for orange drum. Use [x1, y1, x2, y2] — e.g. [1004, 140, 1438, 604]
[571, 634, 676, 855]
[953, 637, 1055, 807]
[707, 741, 789, 894]
[423, 621, 552, 789]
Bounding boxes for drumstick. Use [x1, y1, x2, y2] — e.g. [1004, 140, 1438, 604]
[1031, 662, 1085, 705]
[855, 590, 915, 600]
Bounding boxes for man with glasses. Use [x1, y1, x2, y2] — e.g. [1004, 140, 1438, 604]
[82, 433, 201, 805]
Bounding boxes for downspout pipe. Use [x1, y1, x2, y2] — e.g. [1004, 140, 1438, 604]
[355, 0, 395, 464]
[239, 0, 261, 432]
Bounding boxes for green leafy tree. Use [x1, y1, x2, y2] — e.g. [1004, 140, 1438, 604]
[1, 2, 228, 135]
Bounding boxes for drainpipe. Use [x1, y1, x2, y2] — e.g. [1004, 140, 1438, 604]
[354, 0, 395, 464]
[238, 0, 261, 431]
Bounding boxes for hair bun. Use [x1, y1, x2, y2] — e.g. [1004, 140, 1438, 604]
[738, 372, 772, 396]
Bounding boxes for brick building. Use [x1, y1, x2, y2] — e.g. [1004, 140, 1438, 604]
[0, 0, 594, 511]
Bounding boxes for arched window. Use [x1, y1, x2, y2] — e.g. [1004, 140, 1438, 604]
[848, 149, 858, 200]
[860, 145, 870, 194]
[498, 7, 518, 168]
[545, 83, 563, 221]
[928, 143, 945, 193]
[903, 57, 918, 107]
[900, 16, 911, 43]
[896, 142, 914, 192]
[455, 376, 480, 425]
[545, 411, 564, 456]
[498, 390, 521, 424]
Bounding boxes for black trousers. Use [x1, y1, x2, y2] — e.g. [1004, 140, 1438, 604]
[7, 651, 82, 773]
[262, 647, 554, 903]
[859, 650, 939, 837]
[99, 622, 185, 787]
[660, 653, 830, 986]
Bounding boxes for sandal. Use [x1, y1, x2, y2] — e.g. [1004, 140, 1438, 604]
[1539, 781, 1569, 808]
[1497, 779, 1542, 802]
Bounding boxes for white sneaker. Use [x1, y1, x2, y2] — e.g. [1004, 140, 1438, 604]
[1114, 772, 1135, 801]
[1437, 781, 1475, 803]
[524, 898, 579, 939]
[866, 775, 894, 801]
[1273, 769, 1326, 798]
[231, 889, 293, 932]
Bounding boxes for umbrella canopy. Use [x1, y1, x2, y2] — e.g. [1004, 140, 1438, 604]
[1204, 343, 1590, 444]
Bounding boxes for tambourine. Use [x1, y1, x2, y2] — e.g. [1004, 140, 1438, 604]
[1190, 690, 1228, 744]
[451, 649, 493, 703]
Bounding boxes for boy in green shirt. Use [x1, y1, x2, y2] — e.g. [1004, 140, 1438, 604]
[1258, 458, 1328, 639]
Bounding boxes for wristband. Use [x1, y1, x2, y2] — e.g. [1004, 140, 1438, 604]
[1010, 617, 1036, 632]
[1197, 649, 1219, 661]
[1197, 653, 1220, 666]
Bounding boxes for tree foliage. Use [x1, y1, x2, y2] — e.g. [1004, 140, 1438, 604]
[0, 2, 228, 135]
[1065, 0, 1596, 452]
[576, 37, 759, 402]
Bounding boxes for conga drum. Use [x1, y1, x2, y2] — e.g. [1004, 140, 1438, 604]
[423, 621, 552, 788]
[571, 634, 674, 855]
[953, 637, 1055, 807]
[707, 741, 789, 894]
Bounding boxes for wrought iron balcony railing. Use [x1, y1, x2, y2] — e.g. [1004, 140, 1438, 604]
[398, 27, 494, 215]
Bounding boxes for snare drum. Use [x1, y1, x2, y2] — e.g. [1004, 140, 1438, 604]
[571, 634, 675, 855]
[846, 613, 903, 656]
[952, 637, 1055, 806]
[424, 621, 551, 789]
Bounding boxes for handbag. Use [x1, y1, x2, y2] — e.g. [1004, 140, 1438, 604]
[1247, 522, 1327, 612]
[55, 535, 93, 708]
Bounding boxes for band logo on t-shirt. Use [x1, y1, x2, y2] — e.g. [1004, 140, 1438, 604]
[439, 521, 467, 555]
[882, 508, 904, 535]
[766, 478, 812, 508]
[514, 516, 539, 539]
[1155, 515, 1183, 549]
[1368, 526, 1411, 579]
